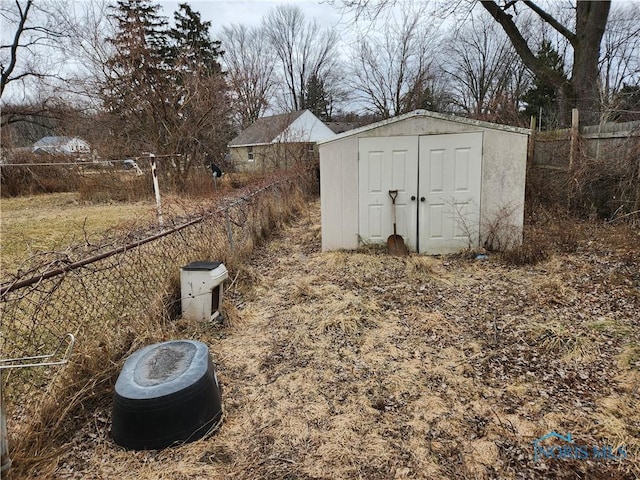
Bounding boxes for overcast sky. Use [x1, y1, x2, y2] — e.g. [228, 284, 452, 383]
[156, 0, 354, 34]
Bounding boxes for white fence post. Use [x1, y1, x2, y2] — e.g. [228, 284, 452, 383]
[149, 153, 164, 229]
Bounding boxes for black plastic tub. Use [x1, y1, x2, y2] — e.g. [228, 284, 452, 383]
[111, 340, 222, 450]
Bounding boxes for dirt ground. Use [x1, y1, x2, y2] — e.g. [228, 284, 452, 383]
[21, 199, 640, 479]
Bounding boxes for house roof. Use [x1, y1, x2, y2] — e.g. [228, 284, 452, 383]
[229, 111, 306, 147]
[318, 110, 531, 145]
[33, 136, 84, 147]
[325, 122, 362, 134]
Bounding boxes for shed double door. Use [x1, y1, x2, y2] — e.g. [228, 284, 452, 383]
[358, 133, 482, 254]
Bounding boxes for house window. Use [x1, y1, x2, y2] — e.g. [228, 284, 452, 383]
[307, 144, 314, 154]
[248, 146, 254, 162]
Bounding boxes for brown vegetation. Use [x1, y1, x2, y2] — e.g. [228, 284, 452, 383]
[4, 196, 638, 480]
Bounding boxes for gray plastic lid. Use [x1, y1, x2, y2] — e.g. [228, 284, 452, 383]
[182, 261, 222, 271]
[115, 340, 210, 400]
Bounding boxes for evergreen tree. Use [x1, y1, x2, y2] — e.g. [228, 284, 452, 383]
[402, 84, 442, 114]
[163, 2, 232, 178]
[101, 0, 169, 153]
[167, 3, 223, 75]
[302, 74, 330, 121]
[522, 40, 567, 130]
[100, 0, 232, 185]
[103, 0, 169, 108]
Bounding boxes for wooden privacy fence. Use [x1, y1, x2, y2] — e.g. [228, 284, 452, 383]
[0, 167, 318, 470]
[528, 111, 640, 220]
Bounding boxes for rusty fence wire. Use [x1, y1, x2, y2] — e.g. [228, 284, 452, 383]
[0, 168, 317, 451]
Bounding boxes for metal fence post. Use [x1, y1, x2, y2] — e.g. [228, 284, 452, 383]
[224, 208, 234, 250]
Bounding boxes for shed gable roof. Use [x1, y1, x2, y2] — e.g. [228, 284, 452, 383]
[318, 110, 530, 145]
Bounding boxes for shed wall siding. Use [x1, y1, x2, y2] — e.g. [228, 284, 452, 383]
[320, 137, 359, 250]
[479, 129, 528, 249]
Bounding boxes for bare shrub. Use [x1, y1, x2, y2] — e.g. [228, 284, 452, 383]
[500, 240, 549, 266]
[525, 166, 571, 214]
[569, 133, 640, 220]
[481, 203, 522, 252]
[500, 210, 551, 265]
[549, 222, 580, 253]
[530, 124, 640, 222]
[0, 152, 82, 196]
[76, 171, 151, 203]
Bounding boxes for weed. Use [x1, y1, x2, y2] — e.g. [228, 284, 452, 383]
[500, 241, 549, 266]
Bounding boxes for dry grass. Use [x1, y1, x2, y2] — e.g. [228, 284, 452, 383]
[0, 191, 235, 275]
[4, 199, 640, 480]
[0, 193, 156, 274]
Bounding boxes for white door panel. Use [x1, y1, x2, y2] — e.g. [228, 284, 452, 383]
[358, 137, 418, 250]
[418, 133, 482, 254]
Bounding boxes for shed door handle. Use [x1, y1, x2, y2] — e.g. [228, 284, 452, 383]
[420, 197, 426, 202]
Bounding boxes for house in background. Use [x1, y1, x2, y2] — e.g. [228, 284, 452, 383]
[228, 110, 335, 171]
[32, 136, 91, 157]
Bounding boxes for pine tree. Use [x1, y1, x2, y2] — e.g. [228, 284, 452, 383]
[100, 0, 232, 181]
[167, 3, 223, 75]
[522, 40, 567, 130]
[163, 2, 232, 176]
[401, 84, 441, 114]
[103, 0, 169, 108]
[101, 0, 170, 153]
[302, 74, 330, 120]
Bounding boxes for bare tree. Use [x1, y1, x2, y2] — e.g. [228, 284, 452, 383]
[55, 0, 116, 105]
[0, 0, 75, 128]
[330, 0, 613, 126]
[1, 0, 60, 98]
[262, 4, 340, 112]
[447, 10, 530, 124]
[1, 0, 114, 134]
[599, 2, 640, 121]
[349, 4, 440, 118]
[220, 23, 277, 129]
[479, 0, 610, 125]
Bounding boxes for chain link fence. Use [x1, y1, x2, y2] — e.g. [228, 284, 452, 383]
[0, 167, 317, 472]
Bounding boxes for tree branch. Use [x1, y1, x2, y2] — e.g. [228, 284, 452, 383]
[479, 1, 568, 90]
[522, 0, 577, 45]
[1, 0, 33, 96]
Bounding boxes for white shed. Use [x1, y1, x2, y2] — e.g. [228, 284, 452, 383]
[318, 110, 530, 254]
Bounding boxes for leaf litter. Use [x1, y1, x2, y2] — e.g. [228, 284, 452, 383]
[42, 200, 639, 480]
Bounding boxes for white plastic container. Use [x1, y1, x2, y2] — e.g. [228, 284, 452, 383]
[1, 399, 10, 473]
[180, 261, 228, 322]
